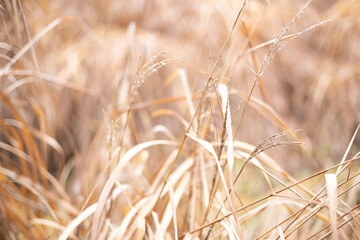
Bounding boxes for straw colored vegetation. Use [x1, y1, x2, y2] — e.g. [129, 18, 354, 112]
[1, 0, 360, 239]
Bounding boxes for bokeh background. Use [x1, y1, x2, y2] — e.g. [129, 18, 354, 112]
[1, 0, 360, 239]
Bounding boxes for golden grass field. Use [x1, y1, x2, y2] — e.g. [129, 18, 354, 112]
[1, 0, 360, 239]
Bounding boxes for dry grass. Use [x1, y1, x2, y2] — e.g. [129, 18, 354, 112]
[1, 0, 360, 239]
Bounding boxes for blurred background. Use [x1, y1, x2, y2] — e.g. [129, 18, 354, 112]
[2, 0, 359, 171]
[1, 0, 360, 239]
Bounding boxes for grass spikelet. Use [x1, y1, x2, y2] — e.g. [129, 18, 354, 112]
[131, 52, 181, 97]
[1, 0, 360, 239]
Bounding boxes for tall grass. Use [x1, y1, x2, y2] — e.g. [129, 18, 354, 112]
[1, 0, 360, 239]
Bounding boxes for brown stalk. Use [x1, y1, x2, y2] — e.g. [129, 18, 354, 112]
[152, 0, 248, 214]
[179, 156, 360, 238]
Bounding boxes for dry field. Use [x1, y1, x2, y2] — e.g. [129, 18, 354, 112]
[1, 0, 360, 239]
